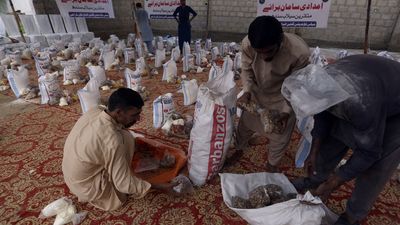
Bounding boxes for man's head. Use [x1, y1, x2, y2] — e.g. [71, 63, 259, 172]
[107, 88, 144, 128]
[136, 2, 142, 8]
[248, 16, 283, 62]
[180, 0, 186, 6]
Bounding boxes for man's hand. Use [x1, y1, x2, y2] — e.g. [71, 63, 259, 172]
[273, 112, 289, 134]
[304, 138, 321, 177]
[304, 152, 317, 177]
[313, 174, 344, 201]
[237, 92, 251, 109]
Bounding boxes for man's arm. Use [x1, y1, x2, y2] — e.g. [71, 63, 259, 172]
[314, 108, 385, 200]
[189, 6, 197, 22]
[291, 53, 310, 72]
[144, 11, 151, 25]
[173, 7, 179, 23]
[240, 37, 256, 93]
[304, 111, 335, 176]
[336, 132, 384, 181]
[105, 136, 151, 198]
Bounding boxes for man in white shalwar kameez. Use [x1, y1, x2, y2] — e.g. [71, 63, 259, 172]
[63, 88, 177, 211]
[231, 16, 310, 172]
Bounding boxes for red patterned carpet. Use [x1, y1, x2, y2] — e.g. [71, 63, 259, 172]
[0, 59, 399, 225]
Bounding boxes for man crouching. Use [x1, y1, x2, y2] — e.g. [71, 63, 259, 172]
[62, 88, 177, 211]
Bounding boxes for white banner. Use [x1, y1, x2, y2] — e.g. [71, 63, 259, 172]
[144, 0, 180, 19]
[257, 0, 331, 28]
[55, 0, 115, 18]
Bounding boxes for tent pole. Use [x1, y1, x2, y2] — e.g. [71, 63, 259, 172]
[8, 0, 26, 43]
[364, 0, 372, 54]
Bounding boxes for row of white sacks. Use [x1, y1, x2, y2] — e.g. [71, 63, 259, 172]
[2, 34, 243, 112]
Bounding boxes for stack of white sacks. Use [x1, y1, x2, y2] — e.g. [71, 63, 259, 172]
[2, 33, 159, 109]
[2, 36, 400, 220]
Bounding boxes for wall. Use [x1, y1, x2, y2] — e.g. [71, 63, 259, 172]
[297, 0, 400, 50]
[150, 0, 400, 50]
[31, 0, 400, 50]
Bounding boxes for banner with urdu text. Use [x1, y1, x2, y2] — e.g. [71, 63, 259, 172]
[55, 0, 115, 18]
[257, 0, 331, 28]
[144, 0, 180, 19]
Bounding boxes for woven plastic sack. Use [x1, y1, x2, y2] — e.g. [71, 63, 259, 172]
[188, 71, 236, 186]
[124, 48, 136, 64]
[181, 79, 199, 106]
[88, 66, 106, 84]
[162, 59, 177, 82]
[38, 72, 63, 105]
[220, 172, 337, 225]
[7, 67, 30, 98]
[77, 79, 100, 113]
[62, 60, 80, 81]
[153, 93, 175, 128]
[125, 68, 142, 91]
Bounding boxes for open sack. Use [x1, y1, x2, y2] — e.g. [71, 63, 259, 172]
[220, 173, 338, 225]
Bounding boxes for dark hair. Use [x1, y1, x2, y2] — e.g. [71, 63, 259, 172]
[136, 2, 142, 8]
[248, 16, 283, 49]
[108, 88, 144, 112]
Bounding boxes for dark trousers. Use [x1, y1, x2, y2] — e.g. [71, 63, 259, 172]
[178, 22, 191, 52]
[311, 114, 400, 221]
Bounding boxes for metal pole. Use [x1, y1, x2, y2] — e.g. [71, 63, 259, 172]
[364, 0, 372, 54]
[205, 0, 210, 38]
[8, 0, 26, 42]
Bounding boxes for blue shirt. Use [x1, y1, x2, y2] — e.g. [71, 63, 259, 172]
[312, 54, 400, 181]
[135, 8, 153, 42]
[173, 5, 197, 24]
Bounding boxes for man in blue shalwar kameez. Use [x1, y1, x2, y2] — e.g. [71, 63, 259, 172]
[135, 3, 154, 54]
[173, 0, 197, 51]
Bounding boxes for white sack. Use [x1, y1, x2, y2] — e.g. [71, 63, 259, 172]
[220, 172, 337, 225]
[34, 54, 52, 77]
[7, 67, 30, 98]
[188, 71, 236, 186]
[103, 50, 115, 70]
[208, 63, 222, 81]
[62, 60, 80, 81]
[153, 93, 175, 128]
[162, 59, 177, 82]
[124, 48, 136, 64]
[205, 38, 212, 51]
[155, 49, 166, 68]
[171, 46, 180, 62]
[181, 79, 199, 106]
[125, 67, 142, 91]
[77, 79, 100, 113]
[38, 72, 63, 105]
[135, 57, 146, 75]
